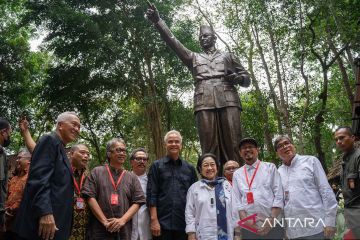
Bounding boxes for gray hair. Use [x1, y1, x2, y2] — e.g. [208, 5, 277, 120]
[273, 135, 292, 151]
[106, 138, 126, 160]
[164, 130, 182, 144]
[18, 148, 31, 159]
[223, 160, 240, 172]
[129, 148, 148, 160]
[56, 112, 79, 127]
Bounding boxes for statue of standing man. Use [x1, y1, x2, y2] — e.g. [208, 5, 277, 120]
[146, 3, 250, 169]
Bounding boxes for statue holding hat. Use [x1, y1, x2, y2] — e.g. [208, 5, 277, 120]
[146, 3, 251, 170]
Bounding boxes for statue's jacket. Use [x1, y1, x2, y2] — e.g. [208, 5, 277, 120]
[154, 19, 250, 112]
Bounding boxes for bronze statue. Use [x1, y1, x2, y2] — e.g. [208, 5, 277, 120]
[146, 3, 250, 168]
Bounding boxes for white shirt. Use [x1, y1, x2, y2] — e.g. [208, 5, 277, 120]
[131, 173, 152, 240]
[185, 180, 235, 240]
[231, 160, 284, 227]
[278, 154, 337, 239]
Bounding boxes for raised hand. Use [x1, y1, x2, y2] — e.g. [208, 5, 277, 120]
[145, 1, 160, 23]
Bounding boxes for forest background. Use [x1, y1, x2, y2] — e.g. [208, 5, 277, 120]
[1, 0, 359, 171]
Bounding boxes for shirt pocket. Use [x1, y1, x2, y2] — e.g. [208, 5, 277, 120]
[193, 61, 209, 75]
[194, 87, 204, 106]
[224, 85, 240, 103]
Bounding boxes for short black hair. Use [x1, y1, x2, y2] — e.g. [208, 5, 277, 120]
[196, 153, 220, 174]
[335, 126, 353, 136]
[0, 117, 10, 131]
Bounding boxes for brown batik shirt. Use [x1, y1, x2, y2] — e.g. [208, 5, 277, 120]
[70, 168, 89, 240]
[81, 165, 145, 240]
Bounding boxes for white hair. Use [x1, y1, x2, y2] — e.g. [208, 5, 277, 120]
[56, 111, 79, 127]
[164, 130, 182, 144]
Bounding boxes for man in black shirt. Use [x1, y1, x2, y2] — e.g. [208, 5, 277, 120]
[334, 126, 360, 238]
[147, 130, 197, 240]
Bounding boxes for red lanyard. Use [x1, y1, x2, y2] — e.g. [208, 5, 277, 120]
[73, 170, 85, 196]
[106, 165, 126, 191]
[244, 161, 260, 190]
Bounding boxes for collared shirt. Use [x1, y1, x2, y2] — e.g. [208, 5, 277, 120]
[5, 172, 28, 230]
[231, 160, 283, 227]
[185, 180, 235, 240]
[147, 156, 198, 231]
[131, 172, 151, 240]
[278, 154, 337, 239]
[82, 165, 146, 240]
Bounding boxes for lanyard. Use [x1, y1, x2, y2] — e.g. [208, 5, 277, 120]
[72, 169, 85, 196]
[106, 165, 126, 191]
[244, 161, 260, 190]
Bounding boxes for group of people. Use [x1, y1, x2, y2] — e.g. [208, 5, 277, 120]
[0, 112, 359, 240]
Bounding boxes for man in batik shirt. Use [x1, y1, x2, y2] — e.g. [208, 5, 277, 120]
[70, 144, 90, 240]
[82, 138, 145, 240]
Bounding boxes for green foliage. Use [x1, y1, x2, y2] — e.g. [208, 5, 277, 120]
[1, 0, 359, 173]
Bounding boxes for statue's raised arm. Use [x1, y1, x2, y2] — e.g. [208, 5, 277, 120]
[145, 2, 193, 68]
[145, 1, 160, 24]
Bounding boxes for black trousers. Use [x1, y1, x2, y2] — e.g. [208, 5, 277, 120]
[152, 229, 187, 240]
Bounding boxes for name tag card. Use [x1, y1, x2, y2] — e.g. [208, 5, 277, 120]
[111, 193, 119, 205]
[75, 197, 85, 210]
[247, 192, 254, 204]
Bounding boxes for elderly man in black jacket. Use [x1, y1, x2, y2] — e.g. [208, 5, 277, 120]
[14, 112, 81, 240]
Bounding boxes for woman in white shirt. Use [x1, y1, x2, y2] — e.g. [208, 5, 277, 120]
[185, 153, 234, 240]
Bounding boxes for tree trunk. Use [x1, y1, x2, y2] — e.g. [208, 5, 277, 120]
[313, 69, 328, 173]
[144, 55, 166, 159]
[244, 26, 276, 163]
[252, 24, 283, 135]
[267, 24, 292, 139]
[297, 0, 310, 154]
[328, 39, 354, 107]
[309, 16, 348, 172]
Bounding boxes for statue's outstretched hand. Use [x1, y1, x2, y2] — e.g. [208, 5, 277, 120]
[145, 1, 160, 23]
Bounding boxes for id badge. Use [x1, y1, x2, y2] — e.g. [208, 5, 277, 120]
[246, 192, 254, 204]
[284, 190, 290, 203]
[111, 193, 119, 205]
[75, 197, 85, 210]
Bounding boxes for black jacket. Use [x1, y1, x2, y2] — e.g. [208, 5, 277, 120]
[14, 132, 74, 239]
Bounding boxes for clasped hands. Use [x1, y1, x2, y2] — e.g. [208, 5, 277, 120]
[102, 217, 126, 233]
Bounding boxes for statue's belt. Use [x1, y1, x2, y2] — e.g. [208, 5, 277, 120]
[195, 77, 231, 86]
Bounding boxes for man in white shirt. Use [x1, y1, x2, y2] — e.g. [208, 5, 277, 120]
[274, 135, 337, 239]
[232, 138, 284, 239]
[130, 148, 152, 240]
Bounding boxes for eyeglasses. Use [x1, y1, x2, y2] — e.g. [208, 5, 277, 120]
[134, 157, 148, 162]
[276, 142, 291, 150]
[112, 148, 127, 153]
